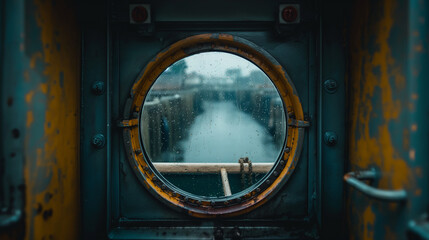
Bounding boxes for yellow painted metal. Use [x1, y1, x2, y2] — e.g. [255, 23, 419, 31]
[21, 0, 81, 239]
[347, 0, 423, 239]
[125, 33, 305, 218]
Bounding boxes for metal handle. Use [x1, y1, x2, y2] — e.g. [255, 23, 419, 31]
[344, 168, 407, 201]
[0, 209, 22, 228]
[407, 213, 429, 240]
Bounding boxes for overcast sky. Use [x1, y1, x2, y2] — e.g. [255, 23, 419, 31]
[183, 52, 260, 77]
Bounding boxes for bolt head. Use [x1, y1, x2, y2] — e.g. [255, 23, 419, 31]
[324, 131, 338, 146]
[91, 134, 105, 149]
[91, 81, 105, 95]
[323, 79, 338, 94]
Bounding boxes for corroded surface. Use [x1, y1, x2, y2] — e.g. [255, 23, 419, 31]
[21, 0, 81, 239]
[347, 0, 429, 239]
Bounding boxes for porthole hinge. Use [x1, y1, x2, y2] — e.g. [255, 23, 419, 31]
[117, 119, 139, 128]
[288, 119, 310, 128]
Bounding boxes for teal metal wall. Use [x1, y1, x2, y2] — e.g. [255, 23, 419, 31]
[1, 0, 427, 239]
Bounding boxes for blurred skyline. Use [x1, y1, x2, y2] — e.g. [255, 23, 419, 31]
[170, 52, 261, 78]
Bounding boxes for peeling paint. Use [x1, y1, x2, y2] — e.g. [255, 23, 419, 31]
[23, 0, 81, 239]
[26, 111, 34, 127]
[363, 206, 375, 240]
[347, 0, 417, 239]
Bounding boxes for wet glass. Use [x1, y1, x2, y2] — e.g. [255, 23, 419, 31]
[140, 52, 286, 198]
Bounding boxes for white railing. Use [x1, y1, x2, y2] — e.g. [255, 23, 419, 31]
[153, 162, 273, 173]
[153, 162, 274, 196]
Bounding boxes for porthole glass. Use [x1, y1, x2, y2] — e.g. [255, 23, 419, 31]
[140, 52, 286, 197]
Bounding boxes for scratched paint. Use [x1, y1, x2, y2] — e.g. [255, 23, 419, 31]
[22, 0, 81, 239]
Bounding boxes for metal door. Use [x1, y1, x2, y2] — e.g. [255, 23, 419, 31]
[345, 1, 429, 239]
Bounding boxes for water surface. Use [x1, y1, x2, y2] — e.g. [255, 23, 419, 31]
[179, 101, 278, 163]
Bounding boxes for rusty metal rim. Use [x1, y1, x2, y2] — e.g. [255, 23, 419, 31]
[122, 33, 305, 218]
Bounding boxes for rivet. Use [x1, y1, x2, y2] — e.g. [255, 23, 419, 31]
[256, 188, 261, 193]
[91, 134, 105, 149]
[223, 201, 229, 205]
[152, 176, 158, 181]
[135, 149, 142, 155]
[323, 79, 338, 94]
[324, 131, 338, 146]
[91, 81, 105, 95]
[211, 201, 216, 206]
[273, 171, 278, 176]
[161, 184, 167, 190]
[266, 180, 271, 185]
[280, 160, 285, 165]
[285, 147, 291, 153]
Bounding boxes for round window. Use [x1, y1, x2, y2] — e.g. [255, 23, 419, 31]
[122, 34, 306, 218]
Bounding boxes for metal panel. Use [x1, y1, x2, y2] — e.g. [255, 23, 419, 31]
[107, 15, 319, 240]
[79, 0, 350, 238]
[81, 27, 108, 240]
[115, 30, 312, 218]
[320, 1, 347, 239]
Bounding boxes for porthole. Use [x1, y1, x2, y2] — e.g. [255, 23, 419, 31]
[122, 34, 306, 218]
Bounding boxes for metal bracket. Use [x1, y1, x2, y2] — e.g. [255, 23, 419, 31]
[288, 118, 310, 128]
[117, 119, 139, 128]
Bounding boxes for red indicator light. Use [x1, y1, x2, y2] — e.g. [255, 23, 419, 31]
[131, 6, 148, 23]
[282, 6, 298, 22]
